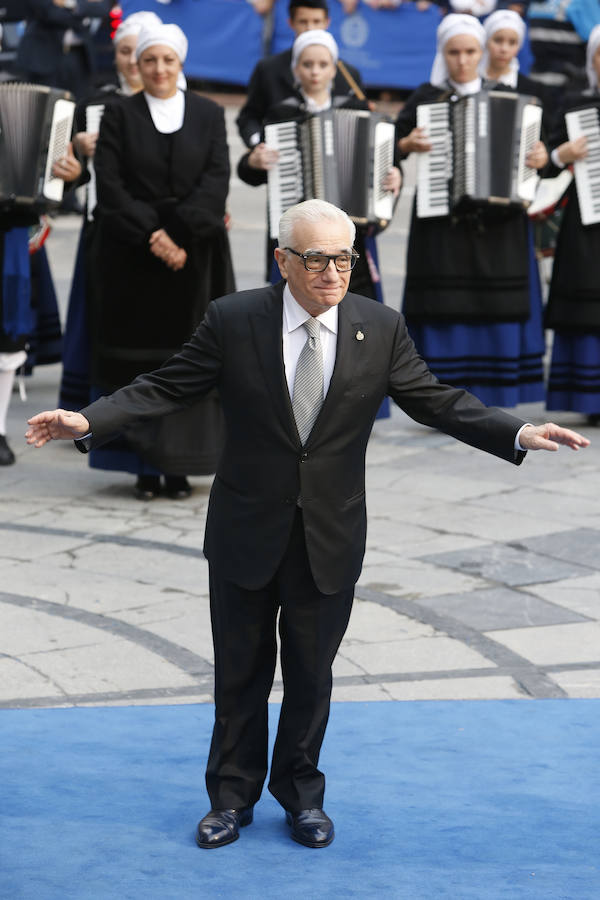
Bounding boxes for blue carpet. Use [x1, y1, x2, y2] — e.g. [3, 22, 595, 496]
[1, 701, 599, 899]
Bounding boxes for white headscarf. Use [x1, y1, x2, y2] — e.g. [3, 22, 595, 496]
[136, 22, 188, 64]
[430, 14, 486, 87]
[480, 10, 525, 80]
[586, 24, 600, 91]
[450, 0, 496, 16]
[113, 11, 163, 46]
[291, 29, 339, 73]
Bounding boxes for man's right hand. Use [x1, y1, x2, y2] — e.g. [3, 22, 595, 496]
[25, 410, 90, 448]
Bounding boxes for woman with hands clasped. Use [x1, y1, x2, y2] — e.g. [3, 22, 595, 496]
[543, 25, 600, 424]
[396, 14, 548, 407]
[86, 22, 234, 500]
[59, 11, 163, 414]
[238, 29, 401, 303]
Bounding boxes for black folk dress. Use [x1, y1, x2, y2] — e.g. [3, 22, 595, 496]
[545, 90, 600, 415]
[396, 81, 545, 407]
[89, 90, 235, 476]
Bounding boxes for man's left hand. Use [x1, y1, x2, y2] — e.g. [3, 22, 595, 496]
[519, 423, 590, 452]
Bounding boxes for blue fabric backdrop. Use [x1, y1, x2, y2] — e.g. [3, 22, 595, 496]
[120, 0, 264, 85]
[120, 1, 531, 90]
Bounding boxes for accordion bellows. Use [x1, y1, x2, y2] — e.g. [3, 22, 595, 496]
[0, 83, 75, 211]
[265, 109, 396, 238]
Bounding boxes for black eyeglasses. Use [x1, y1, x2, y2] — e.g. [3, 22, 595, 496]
[284, 247, 359, 273]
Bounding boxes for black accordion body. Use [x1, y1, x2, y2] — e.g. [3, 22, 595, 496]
[565, 103, 600, 225]
[416, 90, 543, 219]
[264, 109, 396, 239]
[0, 83, 75, 213]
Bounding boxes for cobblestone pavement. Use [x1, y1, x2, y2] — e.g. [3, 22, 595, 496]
[1, 99, 599, 710]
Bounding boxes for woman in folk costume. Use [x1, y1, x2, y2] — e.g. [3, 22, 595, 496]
[481, 9, 546, 100]
[396, 13, 548, 406]
[544, 24, 600, 423]
[237, 29, 401, 301]
[89, 22, 234, 499]
[59, 10, 163, 414]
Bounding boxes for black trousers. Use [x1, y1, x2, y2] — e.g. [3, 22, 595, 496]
[206, 510, 354, 814]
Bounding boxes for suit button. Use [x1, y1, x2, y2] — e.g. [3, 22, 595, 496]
[300, 452, 308, 461]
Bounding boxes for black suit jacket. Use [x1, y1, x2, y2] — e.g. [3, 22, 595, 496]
[17, 0, 112, 78]
[236, 48, 365, 147]
[78, 282, 526, 594]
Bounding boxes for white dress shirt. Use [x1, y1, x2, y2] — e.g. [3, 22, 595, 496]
[282, 284, 337, 399]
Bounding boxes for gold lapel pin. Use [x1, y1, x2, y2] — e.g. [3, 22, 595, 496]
[356, 330, 364, 341]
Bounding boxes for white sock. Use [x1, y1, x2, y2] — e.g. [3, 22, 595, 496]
[0, 369, 16, 436]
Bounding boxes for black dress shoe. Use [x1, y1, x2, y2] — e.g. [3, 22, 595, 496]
[285, 808, 334, 848]
[164, 476, 192, 499]
[195, 807, 253, 848]
[0, 434, 15, 466]
[134, 475, 161, 500]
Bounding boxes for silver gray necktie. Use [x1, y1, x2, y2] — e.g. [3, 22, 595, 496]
[292, 317, 324, 445]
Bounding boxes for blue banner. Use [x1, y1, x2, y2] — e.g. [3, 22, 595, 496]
[271, 0, 441, 90]
[120, 0, 263, 84]
[120, 0, 532, 90]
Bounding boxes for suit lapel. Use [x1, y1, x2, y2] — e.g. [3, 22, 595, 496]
[305, 293, 366, 444]
[250, 282, 299, 440]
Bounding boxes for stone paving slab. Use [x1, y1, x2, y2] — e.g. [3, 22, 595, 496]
[486, 622, 600, 667]
[515, 528, 600, 571]
[526, 574, 600, 619]
[412, 585, 590, 631]
[420, 543, 592, 587]
[551, 668, 600, 697]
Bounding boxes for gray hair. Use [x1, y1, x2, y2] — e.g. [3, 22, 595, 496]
[278, 199, 356, 251]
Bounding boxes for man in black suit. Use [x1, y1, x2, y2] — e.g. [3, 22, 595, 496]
[26, 200, 589, 850]
[16, 0, 113, 101]
[237, 0, 365, 148]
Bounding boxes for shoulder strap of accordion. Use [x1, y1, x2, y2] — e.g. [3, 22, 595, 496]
[336, 60, 366, 102]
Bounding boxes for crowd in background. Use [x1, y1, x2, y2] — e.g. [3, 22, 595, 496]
[1, 0, 600, 487]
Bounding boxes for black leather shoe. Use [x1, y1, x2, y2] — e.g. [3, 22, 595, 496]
[285, 808, 334, 848]
[134, 475, 160, 500]
[164, 476, 192, 499]
[195, 807, 253, 848]
[0, 434, 15, 466]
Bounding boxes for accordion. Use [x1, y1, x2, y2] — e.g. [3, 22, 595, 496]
[0, 83, 75, 212]
[565, 104, 600, 226]
[416, 90, 543, 219]
[264, 109, 396, 239]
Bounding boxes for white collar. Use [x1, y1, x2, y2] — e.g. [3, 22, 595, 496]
[486, 68, 518, 88]
[143, 89, 185, 134]
[300, 89, 332, 113]
[449, 76, 482, 96]
[283, 283, 339, 336]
